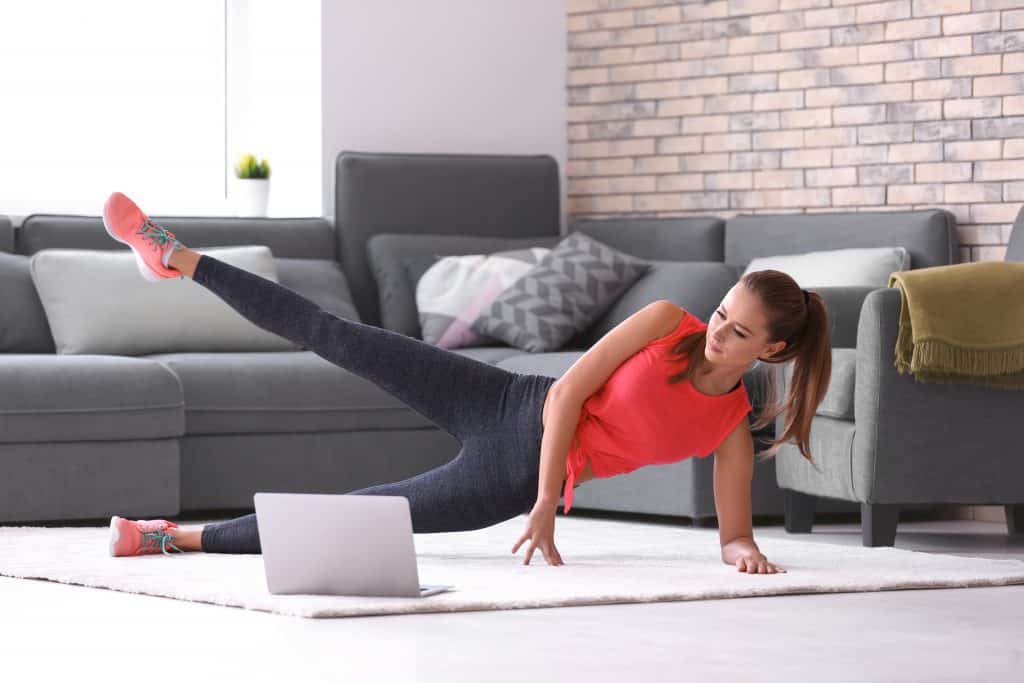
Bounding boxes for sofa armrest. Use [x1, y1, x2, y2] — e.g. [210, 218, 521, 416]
[853, 288, 1024, 502]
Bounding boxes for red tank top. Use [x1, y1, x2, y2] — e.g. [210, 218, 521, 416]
[562, 306, 753, 514]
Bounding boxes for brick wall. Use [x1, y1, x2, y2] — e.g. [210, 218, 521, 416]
[567, 0, 1024, 264]
[566, 0, 1023, 523]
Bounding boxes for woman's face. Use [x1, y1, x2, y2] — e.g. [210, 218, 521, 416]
[704, 285, 785, 367]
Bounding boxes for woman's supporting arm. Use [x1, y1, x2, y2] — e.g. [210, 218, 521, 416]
[535, 389, 584, 510]
[715, 422, 788, 574]
[713, 417, 758, 561]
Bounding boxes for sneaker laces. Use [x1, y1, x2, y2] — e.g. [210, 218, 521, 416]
[136, 218, 186, 271]
[136, 217, 178, 247]
[138, 523, 185, 555]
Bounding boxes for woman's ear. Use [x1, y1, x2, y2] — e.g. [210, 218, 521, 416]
[762, 340, 786, 360]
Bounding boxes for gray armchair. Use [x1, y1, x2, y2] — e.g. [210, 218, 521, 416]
[777, 208, 1024, 547]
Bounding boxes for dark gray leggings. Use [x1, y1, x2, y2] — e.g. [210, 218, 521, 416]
[192, 254, 562, 554]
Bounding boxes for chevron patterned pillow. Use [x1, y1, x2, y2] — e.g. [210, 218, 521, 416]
[469, 231, 651, 352]
[416, 247, 551, 349]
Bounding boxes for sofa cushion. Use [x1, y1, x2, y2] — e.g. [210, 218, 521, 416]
[0, 252, 56, 353]
[275, 257, 361, 323]
[147, 351, 426, 435]
[145, 346, 532, 436]
[818, 348, 856, 420]
[416, 247, 550, 349]
[450, 346, 527, 366]
[781, 348, 856, 421]
[0, 354, 183, 443]
[30, 245, 302, 355]
[366, 232, 563, 338]
[471, 231, 651, 352]
[142, 350, 447, 435]
[742, 246, 910, 287]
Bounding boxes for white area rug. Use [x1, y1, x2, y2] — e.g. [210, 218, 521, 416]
[1, 515, 1023, 619]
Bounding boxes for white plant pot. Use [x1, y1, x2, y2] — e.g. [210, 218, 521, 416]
[232, 177, 270, 217]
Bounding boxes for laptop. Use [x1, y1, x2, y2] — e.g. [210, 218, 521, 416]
[253, 492, 454, 598]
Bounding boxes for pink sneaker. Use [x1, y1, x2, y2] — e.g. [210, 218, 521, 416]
[102, 192, 186, 282]
[109, 515, 185, 557]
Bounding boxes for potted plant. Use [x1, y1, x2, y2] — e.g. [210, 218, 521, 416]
[232, 152, 271, 216]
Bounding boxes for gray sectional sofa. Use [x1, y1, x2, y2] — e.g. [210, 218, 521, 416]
[0, 151, 967, 544]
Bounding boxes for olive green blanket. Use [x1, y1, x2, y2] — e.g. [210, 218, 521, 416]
[887, 261, 1024, 389]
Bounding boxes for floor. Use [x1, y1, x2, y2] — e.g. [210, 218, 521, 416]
[2, 512, 1022, 683]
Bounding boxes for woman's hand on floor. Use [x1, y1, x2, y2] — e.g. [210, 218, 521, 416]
[734, 550, 786, 574]
[512, 501, 564, 566]
[722, 537, 786, 574]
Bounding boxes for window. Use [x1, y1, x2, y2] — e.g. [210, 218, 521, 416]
[0, 1, 227, 215]
[0, 1, 321, 219]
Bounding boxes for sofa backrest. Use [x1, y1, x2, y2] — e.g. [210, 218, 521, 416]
[0, 216, 12, 253]
[724, 209, 958, 271]
[564, 209, 958, 348]
[17, 214, 335, 257]
[571, 216, 725, 262]
[333, 151, 562, 328]
[13, 214, 360, 330]
[0, 216, 55, 353]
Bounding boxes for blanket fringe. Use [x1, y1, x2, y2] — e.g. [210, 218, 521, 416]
[912, 339, 1024, 376]
[894, 337, 1024, 389]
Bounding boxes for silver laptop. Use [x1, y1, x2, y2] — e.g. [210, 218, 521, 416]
[253, 492, 453, 598]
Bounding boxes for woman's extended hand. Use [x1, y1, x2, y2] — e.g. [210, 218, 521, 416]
[735, 550, 786, 574]
[511, 501, 564, 566]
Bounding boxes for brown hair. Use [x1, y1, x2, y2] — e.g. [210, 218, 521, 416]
[662, 269, 832, 464]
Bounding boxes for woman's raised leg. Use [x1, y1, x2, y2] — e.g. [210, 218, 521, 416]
[170, 248, 530, 444]
[104, 196, 558, 558]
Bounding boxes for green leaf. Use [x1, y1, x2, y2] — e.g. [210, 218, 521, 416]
[234, 152, 272, 178]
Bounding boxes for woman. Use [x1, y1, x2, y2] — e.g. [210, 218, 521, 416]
[103, 192, 830, 574]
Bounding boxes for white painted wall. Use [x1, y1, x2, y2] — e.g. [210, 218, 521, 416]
[320, 0, 568, 229]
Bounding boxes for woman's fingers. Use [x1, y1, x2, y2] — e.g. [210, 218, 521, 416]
[735, 557, 786, 573]
[523, 542, 562, 566]
[512, 529, 539, 556]
[514, 532, 564, 566]
[511, 535, 526, 554]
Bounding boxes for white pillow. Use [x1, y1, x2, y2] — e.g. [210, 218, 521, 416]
[415, 247, 550, 349]
[742, 246, 910, 287]
[30, 245, 300, 355]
